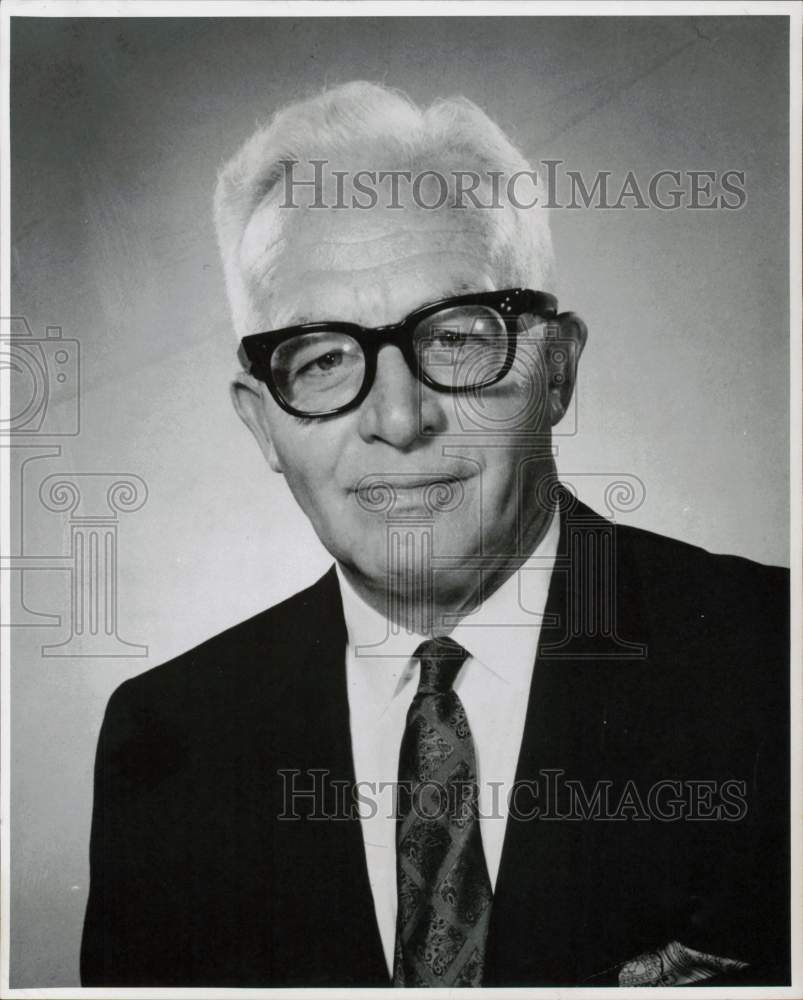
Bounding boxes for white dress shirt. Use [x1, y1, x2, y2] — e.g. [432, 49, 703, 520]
[337, 510, 559, 976]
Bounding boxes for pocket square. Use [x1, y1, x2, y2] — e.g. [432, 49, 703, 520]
[618, 940, 748, 987]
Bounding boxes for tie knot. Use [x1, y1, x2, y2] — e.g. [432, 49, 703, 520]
[413, 637, 469, 694]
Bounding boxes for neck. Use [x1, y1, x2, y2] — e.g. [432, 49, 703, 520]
[339, 493, 557, 637]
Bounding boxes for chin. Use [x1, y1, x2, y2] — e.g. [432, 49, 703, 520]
[332, 510, 487, 584]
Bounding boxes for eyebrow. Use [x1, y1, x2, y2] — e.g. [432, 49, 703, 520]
[448, 280, 482, 295]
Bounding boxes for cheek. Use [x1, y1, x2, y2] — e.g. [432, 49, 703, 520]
[479, 460, 518, 511]
[448, 364, 550, 437]
[269, 423, 347, 509]
[479, 449, 549, 514]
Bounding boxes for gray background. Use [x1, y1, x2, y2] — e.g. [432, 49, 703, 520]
[9, 15, 790, 986]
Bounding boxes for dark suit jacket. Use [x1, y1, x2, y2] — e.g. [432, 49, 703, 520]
[81, 493, 790, 986]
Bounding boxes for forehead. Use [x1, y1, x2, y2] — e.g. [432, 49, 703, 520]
[243, 201, 503, 330]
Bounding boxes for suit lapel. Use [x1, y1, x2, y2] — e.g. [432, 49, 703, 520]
[265, 567, 389, 985]
[485, 491, 652, 985]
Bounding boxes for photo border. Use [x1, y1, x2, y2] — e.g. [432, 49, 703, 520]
[1, 2, 799, 997]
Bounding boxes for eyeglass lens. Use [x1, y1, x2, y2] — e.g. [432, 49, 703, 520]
[270, 303, 511, 414]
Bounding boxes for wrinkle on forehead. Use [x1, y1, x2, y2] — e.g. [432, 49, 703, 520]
[264, 252, 497, 328]
[241, 197, 498, 279]
[246, 205, 504, 328]
[306, 221, 491, 254]
[281, 232, 493, 274]
[268, 211, 492, 263]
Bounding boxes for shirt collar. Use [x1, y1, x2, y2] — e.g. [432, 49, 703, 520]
[450, 507, 559, 691]
[337, 566, 424, 662]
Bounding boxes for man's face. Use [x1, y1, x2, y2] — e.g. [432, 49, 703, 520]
[234, 203, 581, 608]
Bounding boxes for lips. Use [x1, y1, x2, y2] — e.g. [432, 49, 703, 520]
[353, 473, 470, 515]
[367, 475, 462, 489]
[353, 472, 469, 493]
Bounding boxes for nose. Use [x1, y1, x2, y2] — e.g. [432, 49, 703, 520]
[357, 345, 445, 448]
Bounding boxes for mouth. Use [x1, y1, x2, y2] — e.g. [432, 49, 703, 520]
[352, 473, 471, 514]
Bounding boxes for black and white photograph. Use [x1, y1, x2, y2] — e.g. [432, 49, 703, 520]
[1, 2, 800, 994]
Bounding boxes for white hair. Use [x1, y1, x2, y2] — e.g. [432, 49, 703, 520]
[214, 81, 554, 338]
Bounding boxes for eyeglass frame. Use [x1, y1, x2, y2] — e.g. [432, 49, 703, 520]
[238, 287, 559, 419]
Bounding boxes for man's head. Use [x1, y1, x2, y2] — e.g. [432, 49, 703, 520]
[216, 82, 586, 620]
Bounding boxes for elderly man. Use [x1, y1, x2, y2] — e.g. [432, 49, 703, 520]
[81, 83, 789, 988]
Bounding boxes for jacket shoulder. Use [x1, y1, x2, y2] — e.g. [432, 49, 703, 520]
[101, 566, 342, 739]
[609, 520, 789, 726]
[616, 519, 788, 612]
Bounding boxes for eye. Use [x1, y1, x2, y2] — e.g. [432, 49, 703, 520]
[300, 350, 344, 375]
[430, 328, 468, 347]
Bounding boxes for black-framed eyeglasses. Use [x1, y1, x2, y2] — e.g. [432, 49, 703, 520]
[239, 287, 558, 418]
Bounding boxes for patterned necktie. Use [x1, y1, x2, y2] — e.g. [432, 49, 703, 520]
[393, 637, 493, 987]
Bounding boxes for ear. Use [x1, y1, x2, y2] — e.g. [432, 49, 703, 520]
[230, 372, 283, 473]
[544, 311, 588, 426]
